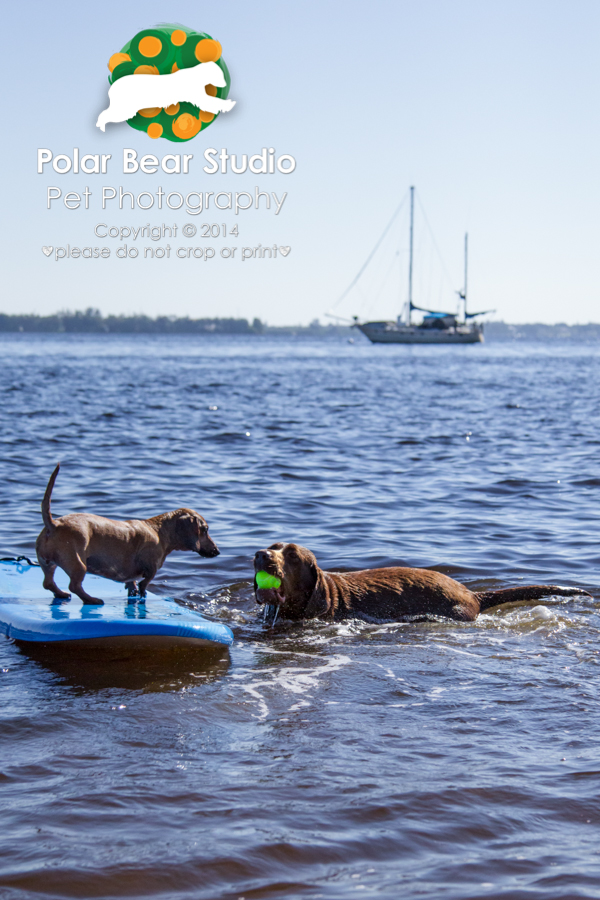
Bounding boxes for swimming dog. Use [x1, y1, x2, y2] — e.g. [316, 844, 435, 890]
[254, 543, 590, 622]
[96, 60, 235, 131]
[36, 465, 220, 604]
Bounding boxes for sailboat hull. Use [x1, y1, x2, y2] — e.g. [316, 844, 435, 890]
[356, 322, 484, 345]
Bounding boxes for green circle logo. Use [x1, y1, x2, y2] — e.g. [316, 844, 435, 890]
[102, 25, 233, 142]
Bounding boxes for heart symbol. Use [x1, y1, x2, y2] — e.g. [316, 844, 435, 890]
[42, 246, 53, 257]
[279, 246, 291, 257]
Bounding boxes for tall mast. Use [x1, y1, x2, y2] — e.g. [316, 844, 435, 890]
[463, 232, 468, 320]
[407, 186, 414, 325]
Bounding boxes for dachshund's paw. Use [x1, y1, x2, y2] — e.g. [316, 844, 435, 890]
[82, 598, 104, 605]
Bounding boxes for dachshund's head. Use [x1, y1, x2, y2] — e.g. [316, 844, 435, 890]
[253, 543, 330, 620]
[172, 509, 220, 557]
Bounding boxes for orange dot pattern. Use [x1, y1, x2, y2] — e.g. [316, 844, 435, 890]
[139, 36, 163, 57]
[108, 26, 231, 142]
[194, 39, 222, 63]
[172, 113, 202, 139]
[108, 52, 131, 72]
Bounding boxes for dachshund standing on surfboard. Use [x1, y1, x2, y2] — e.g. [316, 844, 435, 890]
[36, 465, 219, 604]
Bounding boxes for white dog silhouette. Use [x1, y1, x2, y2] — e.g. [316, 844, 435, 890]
[96, 60, 235, 131]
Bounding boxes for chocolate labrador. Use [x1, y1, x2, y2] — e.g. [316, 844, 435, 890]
[36, 464, 220, 604]
[254, 543, 590, 622]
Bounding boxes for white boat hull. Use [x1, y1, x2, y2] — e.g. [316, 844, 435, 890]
[356, 322, 484, 344]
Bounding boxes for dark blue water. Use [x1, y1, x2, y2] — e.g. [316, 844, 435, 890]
[1, 335, 600, 899]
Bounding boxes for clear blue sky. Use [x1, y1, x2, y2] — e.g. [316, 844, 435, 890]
[3, 0, 598, 324]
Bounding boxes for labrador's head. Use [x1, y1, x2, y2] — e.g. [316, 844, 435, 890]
[253, 543, 329, 619]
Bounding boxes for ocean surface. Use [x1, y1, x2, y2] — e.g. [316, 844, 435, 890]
[1, 334, 600, 900]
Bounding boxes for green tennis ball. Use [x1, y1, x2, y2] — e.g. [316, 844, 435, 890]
[255, 570, 282, 590]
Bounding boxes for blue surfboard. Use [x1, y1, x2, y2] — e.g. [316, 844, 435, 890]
[0, 559, 234, 648]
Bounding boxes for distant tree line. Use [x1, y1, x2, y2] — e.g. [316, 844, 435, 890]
[1, 311, 598, 340]
[484, 322, 600, 342]
[0, 310, 352, 336]
[0, 309, 265, 335]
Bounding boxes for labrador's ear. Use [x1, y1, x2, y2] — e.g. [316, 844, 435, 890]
[303, 567, 330, 619]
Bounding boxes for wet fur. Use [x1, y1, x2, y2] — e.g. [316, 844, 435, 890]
[254, 543, 590, 623]
[36, 464, 219, 604]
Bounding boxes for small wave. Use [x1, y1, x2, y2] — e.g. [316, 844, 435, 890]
[230, 653, 352, 719]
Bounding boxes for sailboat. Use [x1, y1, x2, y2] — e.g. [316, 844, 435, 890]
[353, 187, 492, 344]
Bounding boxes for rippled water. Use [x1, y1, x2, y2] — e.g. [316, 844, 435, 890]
[1, 335, 600, 899]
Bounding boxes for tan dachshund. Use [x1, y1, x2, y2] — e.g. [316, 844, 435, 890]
[254, 543, 590, 622]
[36, 465, 219, 605]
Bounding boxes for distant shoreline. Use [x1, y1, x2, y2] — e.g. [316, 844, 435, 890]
[1, 310, 600, 342]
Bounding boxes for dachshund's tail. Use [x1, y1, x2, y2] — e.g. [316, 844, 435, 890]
[477, 584, 591, 612]
[42, 464, 60, 532]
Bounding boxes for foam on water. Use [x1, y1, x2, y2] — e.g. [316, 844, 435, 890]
[231, 652, 352, 718]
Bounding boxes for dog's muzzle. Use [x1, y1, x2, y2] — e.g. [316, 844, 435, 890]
[199, 545, 220, 558]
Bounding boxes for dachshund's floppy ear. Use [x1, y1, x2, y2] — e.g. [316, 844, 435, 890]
[176, 512, 195, 532]
[303, 565, 330, 619]
[174, 512, 200, 547]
